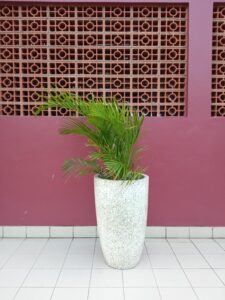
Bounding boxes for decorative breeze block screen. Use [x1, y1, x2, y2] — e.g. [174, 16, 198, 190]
[212, 5, 225, 116]
[0, 4, 188, 116]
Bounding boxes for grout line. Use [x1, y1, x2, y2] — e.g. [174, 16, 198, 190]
[166, 239, 200, 300]
[87, 237, 97, 300]
[12, 237, 49, 300]
[190, 239, 225, 287]
[144, 240, 163, 300]
[50, 238, 74, 299]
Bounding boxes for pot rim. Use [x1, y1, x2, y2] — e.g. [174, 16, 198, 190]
[94, 173, 149, 183]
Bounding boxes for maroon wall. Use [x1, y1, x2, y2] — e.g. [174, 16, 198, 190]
[0, 0, 225, 226]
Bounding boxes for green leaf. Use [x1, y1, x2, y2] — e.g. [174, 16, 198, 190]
[34, 90, 146, 181]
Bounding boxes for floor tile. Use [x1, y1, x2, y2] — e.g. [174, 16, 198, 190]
[63, 254, 93, 269]
[154, 269, 190, 287]
[15, 239, 48, 255]
[69, 239, 95, 255]
[41, 239, 71, 255]
[146, 238, 168, 243]
[160, 287, 198, 300]
[138, 245, 148, 255]
[14, 288, 53, 300]
[167, 239, 191, 243]
[135, 254, 152, 269]
[92, 253, 110, 269]
[0, 254, 12, 268]
[4, 254, 37, 269]
[191, 239, 215, 243]
[23, 269, 60, 287]
[0, 288, 18, 300]
[0, 269, 30, 287]
[193, 241, 225, 254]
[145, 242, 173, 255]
[51, 288, 88, 300]
[123, 269, 156, 287]
[184, 269, 223, 287]
[0, 239, 24, 256]
[34, 254, 65, 269]
[94, 241, 103, 253]
[88, 288, 124, 300]
[194, 288, 225, 300]
[169, 242, 199, 255]
[176, 254, 210, 268]
[149, 254, 180, 269]
[214, 269, 225, 284]
[57, 269, 91, 287]
[94, 243, 104, 256]
[124, 287, 160, 300]
[1, 238, 225, 300]
[215, 240, 225, 250]
[90, 269, 123, 287]
[203, 255, 225, 268]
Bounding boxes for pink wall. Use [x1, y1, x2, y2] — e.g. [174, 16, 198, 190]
[0, 0, 225, 226]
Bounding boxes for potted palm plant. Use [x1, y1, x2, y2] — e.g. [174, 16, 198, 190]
[35, 91, 149, 269]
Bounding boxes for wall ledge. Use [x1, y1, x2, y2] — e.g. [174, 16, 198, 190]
[0, 226, 225, 238]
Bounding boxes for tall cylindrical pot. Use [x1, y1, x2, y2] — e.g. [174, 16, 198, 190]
[94, 174, 149, 269]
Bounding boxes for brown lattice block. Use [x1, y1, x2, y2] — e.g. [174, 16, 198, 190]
[0, 4, 188, 116]
[212, 4, 225, 116]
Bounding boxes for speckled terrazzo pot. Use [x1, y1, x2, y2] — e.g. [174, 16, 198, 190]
[94, 174, 149, 269]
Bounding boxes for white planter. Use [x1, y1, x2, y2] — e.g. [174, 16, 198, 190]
[94, 174, 149, 269]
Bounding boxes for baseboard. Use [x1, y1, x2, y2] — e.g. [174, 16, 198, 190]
[0, 226, 225, 238]
[145, 226, 225, 239]
[1, 226, 97, 238]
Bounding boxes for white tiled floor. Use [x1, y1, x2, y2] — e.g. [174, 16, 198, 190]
[0, 238, 224, 299]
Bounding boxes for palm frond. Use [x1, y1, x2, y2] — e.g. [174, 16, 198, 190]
[62, 158, 102, 177]
[34, 90, 145, 181]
